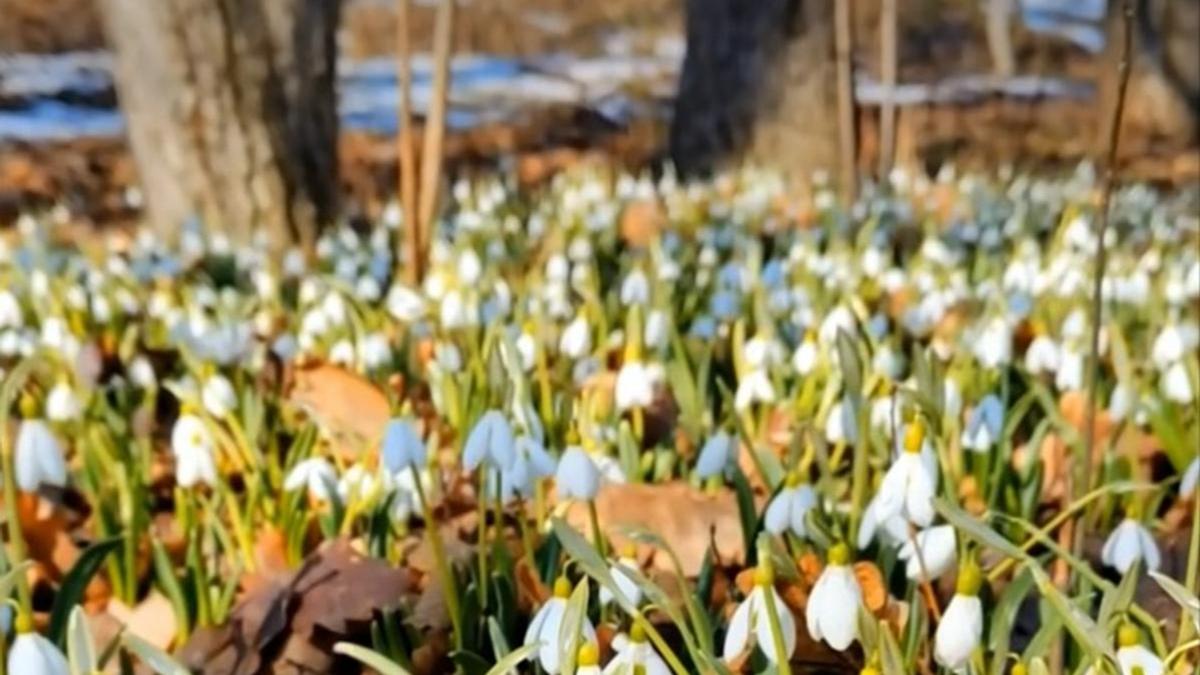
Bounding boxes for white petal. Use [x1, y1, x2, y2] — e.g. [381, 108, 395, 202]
[763, 490, 793, 535]
[723, 590, 755, 661]
[934, 595, 982, 670]
[752, 587, 797, 663]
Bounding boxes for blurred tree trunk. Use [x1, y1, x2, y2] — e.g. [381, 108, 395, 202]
[99, 0, 339, 253]
[670, 0, 845, 183]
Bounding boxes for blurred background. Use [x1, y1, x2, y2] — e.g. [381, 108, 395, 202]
[0, 0, 1196, 236]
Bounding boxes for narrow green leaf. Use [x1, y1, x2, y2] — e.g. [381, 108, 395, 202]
[484, 642, 539, 675]
[122, 632, 190, 675]
[558, 578, 590, 674]
[934, 499, 1025, 561]
[50, 536, 124, 646]
[67, 606, 97, 675]
[1030, 566, 1116, 666]
[333, 642, 413, 675]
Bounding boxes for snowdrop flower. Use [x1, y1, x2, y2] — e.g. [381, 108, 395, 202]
[1106, 624, 1164, 675]
[857, 492, 909, 549]
[599, 544, 643, 607]
[696, 431, 735, 480]
[524, 577, 598, 674]
[604, 624, 670, 675]
[615, 361, 655, 412]
[171, 413, 217, 488]
[973, 317, 1012, 368]
[14, 419, 68, 492]
[1160, 361, 1193, 403]
[764, 472, 818, 538]
[735, 336, 777, 411]
[284, 457, 339, 503]
[1181, 457, 1199, 497]
[1024, 334, 1060, 374]
[934, 559, 984, 671]
[723, 562, 797, 663]
[129, 356, 157, 389]
[462, 410, 515, 472]
[0, 289, 22, 328]
[897, 525, 957, 581]
[555, 446, 600, 500]
[620, 268, 650, 305]
[1101, 513, 1161, 573]
[381, 418, 426, 472]
[1108, 383, 1134, 423]
[1055, 346, 1084, 392]
[329, 338, 356, 367]
[201, 373, 237, 418]
[805, 543, 861, 651]
[497, 435, 557, 502]
[560, 314, 592, 358]
[792, 331, 818, 375]
[961, 394, 1003, 453]
[876, 420, 938, 527]
[7, 628, 68, 675]
[1151, 324, 1185, 367]
[386, 284, 425, 322]
[644, 309, 669, 350]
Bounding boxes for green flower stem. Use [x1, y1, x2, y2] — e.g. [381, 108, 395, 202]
[1181, 483, 1200, 646]
[760, 584, 792, 675]
[412, 464, 462, 647]
[587, 498, 607, 559]
[0, 437, 31, 620]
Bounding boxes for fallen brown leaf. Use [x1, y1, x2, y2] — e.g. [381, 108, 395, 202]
[287, 362, 390, 460]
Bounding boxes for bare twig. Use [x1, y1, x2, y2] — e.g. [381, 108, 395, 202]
[834, 0, 857, 203]
[417, 0, 455, 263]
[396, 0, 421, 285]
[1077, 0, 1135, 562]
[877, 0, 897, 181]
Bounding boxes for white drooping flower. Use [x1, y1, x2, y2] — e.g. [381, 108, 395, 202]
[284, 457, 339, 502]
[201, 373, 237, 418]
[598, 546, 643, 608]
[1108, 383, 1134, 423]
[973, 317, 1012, 369]
[735, 336, 777, 411]
[555, 447, 600, 500]
[723, 565, 798, 663]
[171, 413, 217, 488]
[386, 284, 425, 322]
[1161, 361, 1194, 404]
[523, 578, 598, 674]
[961, 394, 1003, 453]
[462, 410, 515, 472]
[695, 431, 735, 480]
[0, 289, 23, 328]
[763, 473, 818, 538]
[1151, 324, 1185, 367]
[897, 525, 957, 581]
[381, 418, 426, 472]
[1181, 457, 1199, 497]
[44, 381, 81, 422]
[615, 360, 655, 412]
[1100, 625, 1165, 675]
[1101, 516, 1161, 573]
[7, 630, 68, 675]
[792, 332, 818, 375]
[644, 309, 669, 350]
[805, 544, 861, 651]
[14, 419, 68, 492]
[603, 625, 670, 675]
[495, 435, 556, 503]
[875, 421, 938, 527]
[128, 356, 157, 389]
[857, 491, 909, 550]
[620, 268, 650, 306]
[1055, 346, 1084, 392]
[934, 561, 984, 672]
[1024, 334, 1060, 374]
[560, 314, 592, 359]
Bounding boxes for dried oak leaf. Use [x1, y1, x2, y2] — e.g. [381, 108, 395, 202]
[619, 199, 665, 248]
[179, 539, 412, 674]
[287, 362, 390, 460]
[563, 481, 743, 576]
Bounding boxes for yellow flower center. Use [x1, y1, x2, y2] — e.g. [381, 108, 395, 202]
[827, 542, 852, 566]
[577, 642, 599, 667]
[621, 542, 637, 559]
[956, 558, 983, 596]
[553, 576, 571, 599]
[784, 470, 803, 489]
[903, 419, 925, 454]
[630, 621, 648, 644]
[1117, 622, 1140, 649]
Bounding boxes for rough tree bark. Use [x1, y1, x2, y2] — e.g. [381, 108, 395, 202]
[99, 0, 340, 253]
[670, 0, 844, 183]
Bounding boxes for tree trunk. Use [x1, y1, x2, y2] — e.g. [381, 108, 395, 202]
[99, 0, 339, 254]
[670, 0, 843, 181]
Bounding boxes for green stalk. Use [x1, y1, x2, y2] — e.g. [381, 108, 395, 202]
[412, 464, 462, 647]
[0, 434, 31, 619]
[587, 499, 608, 559]
[760, 585, 792, 675]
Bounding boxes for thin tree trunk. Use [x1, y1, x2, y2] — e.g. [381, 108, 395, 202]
[835, 0, 857, 202]
[396, 0, 421, 285]
[984, 0, 1016, 78]
[417, 0, 455, 252]
[878, 0, 897, 180]
[99, 0, 339, 255]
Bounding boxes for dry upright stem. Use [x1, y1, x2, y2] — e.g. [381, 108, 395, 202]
[1076, 0, 1135, 565]
[396, 0, 421, 285]
[417, 0, 456, 259]
[834, 0, 857, 203]
[984, 0, 1016, 78]
[877, 0, 897, 180]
